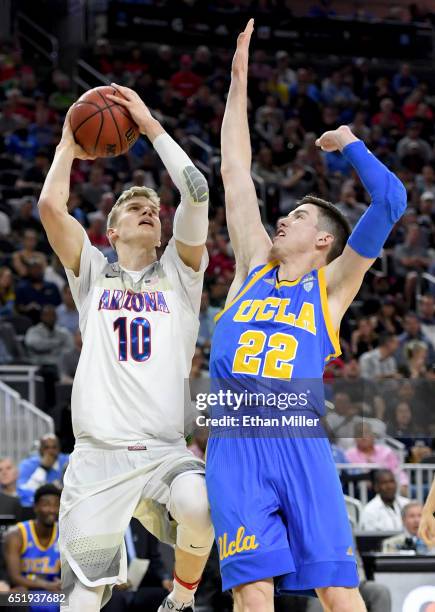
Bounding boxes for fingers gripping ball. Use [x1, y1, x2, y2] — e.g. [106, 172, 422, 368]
[69, 86, 140, 157]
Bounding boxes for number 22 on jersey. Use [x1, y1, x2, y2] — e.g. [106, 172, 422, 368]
[232, 330, 298, 378]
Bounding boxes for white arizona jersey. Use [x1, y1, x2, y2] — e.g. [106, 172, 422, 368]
[65, 231, 207, 447]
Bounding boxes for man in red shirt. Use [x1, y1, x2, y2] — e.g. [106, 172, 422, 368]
[170, 55, 202, 99]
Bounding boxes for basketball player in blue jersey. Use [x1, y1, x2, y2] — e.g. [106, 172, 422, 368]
[206, 19, 407, 612]
[4, 484, 61, 611]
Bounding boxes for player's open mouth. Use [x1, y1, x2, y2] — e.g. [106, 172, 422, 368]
[139, 220, 154, 227]
[275, 230, 286, 239]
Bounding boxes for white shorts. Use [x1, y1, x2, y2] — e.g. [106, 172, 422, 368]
[59, 439, 204, 599]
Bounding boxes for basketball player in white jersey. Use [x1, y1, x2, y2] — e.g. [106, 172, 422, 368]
[38, 84, 213, 611]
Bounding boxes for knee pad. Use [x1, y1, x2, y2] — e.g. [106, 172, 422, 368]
[168, 473, 214, 556]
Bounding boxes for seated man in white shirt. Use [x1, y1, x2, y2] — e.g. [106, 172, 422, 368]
[382, 502, 435, 554]
[359, 469, 411, 532]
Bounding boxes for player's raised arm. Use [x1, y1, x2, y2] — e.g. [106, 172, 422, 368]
[107, 84, 209, 272]
[38, 112, 95, 276]
[316, 125, 407, 329]
[221, 19, 272, 278]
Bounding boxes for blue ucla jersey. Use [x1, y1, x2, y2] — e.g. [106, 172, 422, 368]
[17, 520, 60, 582]
[206, 261, 358, 595]
[17, 521, 60, 611]
[210, 261, 340, 416]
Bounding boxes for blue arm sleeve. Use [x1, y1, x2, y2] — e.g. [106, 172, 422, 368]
[342, 140, 408, 258]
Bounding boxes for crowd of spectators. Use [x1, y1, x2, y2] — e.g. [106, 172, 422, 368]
[107, 0, 435, 24]
[0, 13, 434, 609]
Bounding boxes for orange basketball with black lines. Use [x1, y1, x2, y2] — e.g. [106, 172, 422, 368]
[69, 86, 140, 157]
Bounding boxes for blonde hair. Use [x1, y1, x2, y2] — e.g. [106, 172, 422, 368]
[107, 186, 160, 230]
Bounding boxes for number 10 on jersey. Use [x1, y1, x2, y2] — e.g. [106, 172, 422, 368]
[114, 317, 151, 362]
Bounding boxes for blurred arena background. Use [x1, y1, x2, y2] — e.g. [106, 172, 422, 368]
[0, 1, 435, 610]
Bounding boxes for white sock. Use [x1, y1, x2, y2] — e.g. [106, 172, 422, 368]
[168, 574, 199, 606]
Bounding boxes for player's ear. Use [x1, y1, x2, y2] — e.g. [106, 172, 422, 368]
[107, 227, 117, 248]
[316, 230, 334, 247]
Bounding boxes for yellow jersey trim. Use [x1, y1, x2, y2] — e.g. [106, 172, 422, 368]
[214, 261, 279, 323]
[275, 272, 302, 288]
[318, 267, 341, 361]
[17, 522, 27, 555]
[29, 520, 57, 552]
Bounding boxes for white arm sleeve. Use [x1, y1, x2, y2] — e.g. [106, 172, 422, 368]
[153, 133, 209, 246]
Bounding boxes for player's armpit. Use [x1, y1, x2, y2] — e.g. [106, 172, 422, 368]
[224, 264, 250, 308]
[324, 245, 375, 329]
[38, 202, 84, 276]
[222, 168, 271, 272]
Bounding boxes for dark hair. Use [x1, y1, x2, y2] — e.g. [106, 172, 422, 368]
[34, 484, 61, 504]
[297, 195, 351, 263]
[378, 332, 396, 347]
[373, 469, 395, 486]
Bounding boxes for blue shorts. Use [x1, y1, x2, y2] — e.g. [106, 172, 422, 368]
[205, 434, 359, 595]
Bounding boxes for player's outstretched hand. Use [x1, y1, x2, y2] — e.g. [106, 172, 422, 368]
[59, 108, 96, 161]
[232, 18, 254, 79]
[106, 83, 154, 135]
[315, 125, 359, 153]
[419, 510, 435, 547]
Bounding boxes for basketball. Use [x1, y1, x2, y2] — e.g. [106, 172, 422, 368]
[69, 85, 140, 157]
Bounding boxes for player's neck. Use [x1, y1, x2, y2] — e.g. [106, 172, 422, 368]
[276, 252, 325, 282]
[117, 244, 157, 271]
[34, 520, 55, 542]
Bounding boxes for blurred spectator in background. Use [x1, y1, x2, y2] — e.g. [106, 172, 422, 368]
[397, 122, 432, 172]
[351, 317, 378, 358]
[0, 457, 27, 511]
[16, 263, 61, 324]
[359, 469, 410, 531]
[48, 72, 75, 112]
[335, 181, 367, 228]
[415, 165, 435, 198]
[324, 391, 360, 449]
[392, 63, 418, 100]
[382, 502, 432, 553]
[418, 294, 435, 350]
[25, 304, 73, 407]
[0, 489, 22, 524]
[56, 285, 78, 335]
[346, 423, 409, 494]
[398, 312, 435, 366]
[359, 333, 399, 380]
[12, 229, 47, 278]
[0, 267, 15, 317]
[16, 150, 51, 193]
[0, 320, 26, 364]
[25, 304, 72, 367]
[87, 211, 111, 252]
[17, 435, 68, 507]
[170, 54, 202, 99]
[400, 340, 428, 378]
[81, 166, 110, 208]
[10, 198, 42, 236]
[374, 297, 403, 336]
[44, 254, 66, 293]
